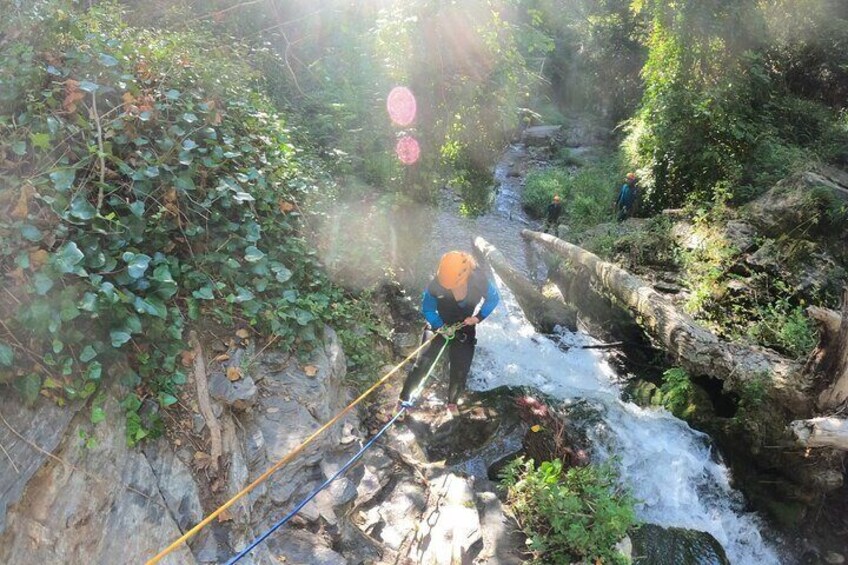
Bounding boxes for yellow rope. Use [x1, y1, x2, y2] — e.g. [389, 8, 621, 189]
[145, 331, 441, 564]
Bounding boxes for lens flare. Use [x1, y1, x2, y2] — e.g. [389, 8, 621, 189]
[395, 135, 420, 165]
[387, 86, 417, 126]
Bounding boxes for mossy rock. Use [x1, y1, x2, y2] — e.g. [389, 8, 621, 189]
[630, 524, 730, 565]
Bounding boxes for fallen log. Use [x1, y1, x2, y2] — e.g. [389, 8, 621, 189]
[473, 236, 577, 332]
[521, 229, 810, 412]
[791, 417, 848, 451]
[808, 288, 848, 411]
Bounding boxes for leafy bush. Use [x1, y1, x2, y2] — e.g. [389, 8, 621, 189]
[0, 2, 383, 438]
[523, 167, 572, 217]
[626, 1, 848, 212]
[501, 457, 636, 565]
[747, 301, 818, 359]
[522, 154, 624, 233]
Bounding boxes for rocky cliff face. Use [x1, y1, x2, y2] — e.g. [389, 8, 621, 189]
[0, 326, 528, 564]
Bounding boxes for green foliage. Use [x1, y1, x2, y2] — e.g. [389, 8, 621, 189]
[523, 168, 572, 217]
[747, 300, 818, 359]
[657, 368, 698, 420]
[215, 0, 551, 215]
[626, 0, 848, 212]
[735, 374, 769, 422]
[520, 0, 647, 122]
[501, 457, 636, 565]
[678, 212, 821, 359]
[523, 153, 624, 234]
[0, 2, 380, 437]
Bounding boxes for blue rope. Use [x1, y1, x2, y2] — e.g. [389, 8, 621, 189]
[225, 335, 453, 564]
[225, 407, 407, 564]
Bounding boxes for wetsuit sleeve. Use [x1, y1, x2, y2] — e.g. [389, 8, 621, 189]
[421, 290, 444, 329]
[477, 279, 500, 321]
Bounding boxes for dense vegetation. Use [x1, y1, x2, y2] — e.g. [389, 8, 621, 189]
[1, 1, 847, 559]
[501, 457, 636, 565]
[626, 0, 848, 211]
[0, 1, 388, 439]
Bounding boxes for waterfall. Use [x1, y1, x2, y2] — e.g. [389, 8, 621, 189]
[468, 278, 782, 564]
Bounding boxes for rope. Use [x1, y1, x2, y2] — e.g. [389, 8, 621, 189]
[145, 329, 447, 565]
[224, 336, 452, 564]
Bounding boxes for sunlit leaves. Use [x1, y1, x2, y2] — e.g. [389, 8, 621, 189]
[122, 252, 151, 279]
[20, 224, 43, 242]
[98, 53, 118, 67]
[110, 331, 132, 348]
[244, 246, 265, 262]
[69, 195, 97, 220]
[0, 4, 369, 443]
[53, 242, 85, 274]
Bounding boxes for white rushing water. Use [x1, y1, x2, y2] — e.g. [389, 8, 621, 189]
[467, 280, 782, 564]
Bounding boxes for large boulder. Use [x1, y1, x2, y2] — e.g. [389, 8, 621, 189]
[745, 169, 848, 239]
[521, 125, 562, 147]
[630, 524, 730, 565]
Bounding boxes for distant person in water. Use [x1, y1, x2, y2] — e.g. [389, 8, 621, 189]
[399, 251, 500, 415]
[544, 195, 562, 234]
[614, 173, 639, 222]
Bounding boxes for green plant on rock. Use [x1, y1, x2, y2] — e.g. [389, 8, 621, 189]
[657, 367, 697, 420]
[747, 298, 817, 359]
[501, 457, 636, 565]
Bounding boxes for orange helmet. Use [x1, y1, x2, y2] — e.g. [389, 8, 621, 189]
[626, 172, 636, 181]
[553, 195, 561, 202]
[437, 251, 474, 290]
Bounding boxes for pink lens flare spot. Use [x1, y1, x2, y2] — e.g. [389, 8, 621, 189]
[387, 86, 417, 126]
[395, 136, 420, 165]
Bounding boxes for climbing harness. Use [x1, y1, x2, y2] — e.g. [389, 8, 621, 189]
[146, 323, 459, 565]
[224, 334, 452, 564]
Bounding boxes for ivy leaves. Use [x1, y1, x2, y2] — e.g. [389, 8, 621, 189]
[0, 5, 344, 439]
[123, 252, 151, 279]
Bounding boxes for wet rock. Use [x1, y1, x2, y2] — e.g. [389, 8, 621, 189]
[409, 473, 483, 564]
[249, 327, 351, 510]
[364, 478, 428, 550]
[208, 371, 258, 410]
[630, 524, 730, 565]
[264, 528, 347, 565]
[222, 416, 253, 527]
[745, 239, 845, 296]
[354, 448, 394, 507]
[474, 481, 525, 565]
[0, 393, 81, 534]
[723, 220, 756, 252]
[0, 394, 196, 565]
[142, 438, 204, 532]
[521, 125, 561, 147]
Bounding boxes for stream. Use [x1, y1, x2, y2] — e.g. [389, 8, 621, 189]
[433, 139, 782, 564]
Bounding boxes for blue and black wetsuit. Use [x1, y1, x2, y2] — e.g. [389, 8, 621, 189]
[400, 267, 500, 404]
[615, 181, 638, 221]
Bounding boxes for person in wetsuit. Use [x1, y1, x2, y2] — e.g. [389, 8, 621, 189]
[544, 195, 562, 233]
[614, 173, 639, 222]
[399, 251, 500, 413]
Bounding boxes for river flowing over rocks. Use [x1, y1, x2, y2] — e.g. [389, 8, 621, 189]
[0, 126, 790, 564]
